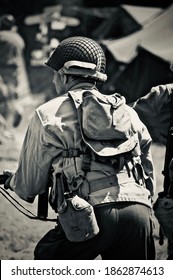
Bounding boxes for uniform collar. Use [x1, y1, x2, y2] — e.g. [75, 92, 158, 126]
[68, 81, 97, 92]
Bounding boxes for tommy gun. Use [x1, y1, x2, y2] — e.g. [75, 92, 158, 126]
[0, 173, 55, 222]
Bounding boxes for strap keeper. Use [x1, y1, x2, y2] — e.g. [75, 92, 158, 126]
[62, 149, 81, 158]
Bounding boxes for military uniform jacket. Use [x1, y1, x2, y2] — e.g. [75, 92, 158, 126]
[10, 84, 155, 208]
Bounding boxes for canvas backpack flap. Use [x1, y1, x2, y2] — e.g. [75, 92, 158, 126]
[81, 91, 133, 141]
[68, 89, 139, 157]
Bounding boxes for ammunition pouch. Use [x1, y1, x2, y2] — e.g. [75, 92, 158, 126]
[154, 193, 173, 240]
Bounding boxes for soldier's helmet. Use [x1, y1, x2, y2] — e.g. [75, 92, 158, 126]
[46, 36, 107, 82]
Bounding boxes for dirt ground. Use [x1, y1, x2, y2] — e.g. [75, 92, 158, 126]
[0, 95, 169, 260]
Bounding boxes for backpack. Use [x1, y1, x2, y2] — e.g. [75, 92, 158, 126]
[49, 89, 143, 242]
[68, 89, 140, 157]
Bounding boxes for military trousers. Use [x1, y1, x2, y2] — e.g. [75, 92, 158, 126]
[34, 202, 155, 260]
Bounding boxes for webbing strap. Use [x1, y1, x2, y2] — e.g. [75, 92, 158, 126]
[62, 148, 91, 174]
[89, 172, 136, 193]
[61, 150, 144, 193]
[62, 149, 82, 158]
[82, 153, 91, 174]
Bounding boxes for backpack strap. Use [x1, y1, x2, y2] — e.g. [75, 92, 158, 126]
[62, 149, 82, 158]
[62, 148, 92, 176]
[82, 151, 91, 175]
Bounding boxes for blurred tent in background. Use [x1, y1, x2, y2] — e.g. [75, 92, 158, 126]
[0, 0, 173, 101]
[19, 3, 164, 100]
[101, 3, 173, 103]
[121, 4, 163, 25]
[82, 0, 172, 8]
[60, 6, 118, 39]
[91, 5, 162, 40]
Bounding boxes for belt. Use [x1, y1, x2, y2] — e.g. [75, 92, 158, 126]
[89, 172, 136, 193]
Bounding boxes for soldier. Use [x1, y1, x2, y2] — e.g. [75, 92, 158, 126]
[4, 36, 155, 260]
[133, 62, 173, 259]
[0, 14, 30, 127]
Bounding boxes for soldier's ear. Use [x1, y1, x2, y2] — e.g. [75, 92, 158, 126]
[58, 69, 67, 84]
